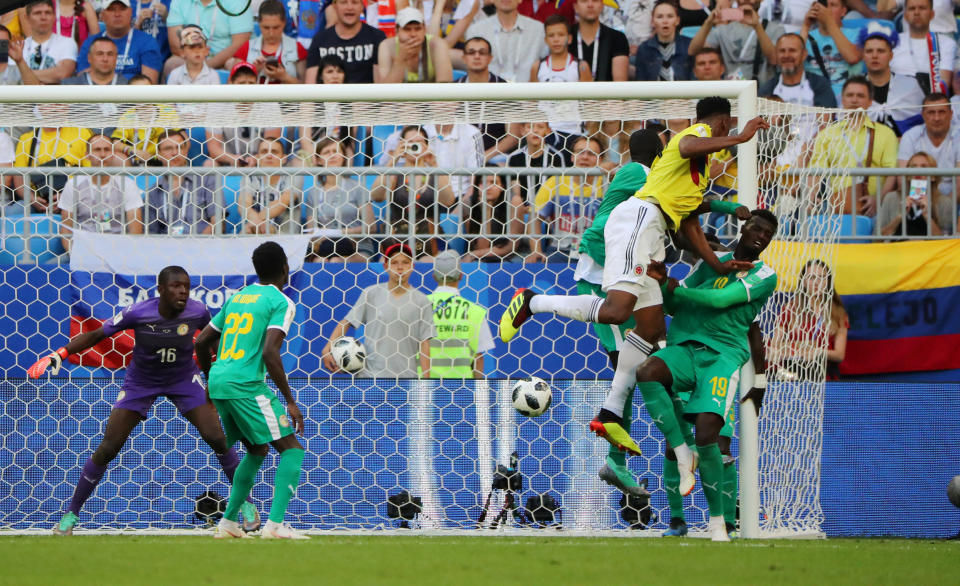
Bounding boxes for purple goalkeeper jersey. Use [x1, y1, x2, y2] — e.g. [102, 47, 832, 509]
[102, 298, 211, 388]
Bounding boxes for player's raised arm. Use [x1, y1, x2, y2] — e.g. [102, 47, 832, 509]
[263, 328, 302, 434]
[27, 328, 111, 378]
[742, 322, 767, 413]
[677, 116, 769, 160]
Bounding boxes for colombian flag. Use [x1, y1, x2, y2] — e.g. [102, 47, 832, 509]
[763, 239, 960, 375]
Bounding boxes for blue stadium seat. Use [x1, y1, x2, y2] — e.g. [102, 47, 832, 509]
[679, 26, 701, 39]
[187, 126, 208, 166]
[221, 175, 244, 233]
[1, 214, 65, 264]
[370, 125, 399, 166]
[216, 69, 229, 84]
[806, 214, 874, 243]
[452, 69, 467, 81]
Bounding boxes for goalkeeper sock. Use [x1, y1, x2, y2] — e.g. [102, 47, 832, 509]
[268, 448, 305, 524]
[723, 457, 738, 526]
[67, 459, 107, 514]
[223, 452, 265, 522]
[662, 457, 684, 522]
[529, 294, 601, 322]
[698, 442, 725, 518]
[638, 381, 687, 450]
[602, 332, 652, 418]
[216, 448, 256, 505]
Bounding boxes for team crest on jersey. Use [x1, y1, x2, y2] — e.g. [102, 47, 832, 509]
[279, 415, 290, 428]
[736, 271, 749, 279]
[177, 324, 189, 336]
[635, 265, 644, 276]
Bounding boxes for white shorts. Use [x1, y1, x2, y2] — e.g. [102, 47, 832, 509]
[601, 197, 668, 310]
[573, 254, 604, 285]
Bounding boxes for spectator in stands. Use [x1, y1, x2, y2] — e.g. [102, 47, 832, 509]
[299, 55, 356, 161]
[166, 26, 220, 85]
[757, 0, 815, 33]
[111, 75, 182, 165]
[881, 93, 958, 205]
[799, 0, 862, 100]
[378, 7, 453, 82]
[770, 258, 847, 381]
[165, 0, 253, 78]
[529, 134, 605, 262]
[37, 0, 98, 47]
[507, 121, 564, 240]
[145, 130, 217, 235]
[688, 0, 781, 84]
[634, 0, 692, 81]
[228, 0, 306, 84]
[692, 46, 725, 80]
[133, 0, 172, 62]
[676, 0, 714, 28]
[205, 63, 283, 167]
[860, 24, 901, 136]
[64, 37, 129, 86]
[8, 0, 77, 85]
[306, 0, 385, 84]
[305, 137, 377, 262]
[455, 36, 521, 162]
[464, 168, 520, 262]
[77, 0, 162, 84]
[571, 0, 629, 81]
[809, 76, 897, 216]
[531, 14, 592, 82]
[879, 151, 953, 236]
[426, 120, 484, 204]
[760, 33, 836, 107]
[371, 125, 456, 258]
[519, 0, 576, 25]
[429, 0, 481, 59]
[322, 241, 436, 378]
[58, 133, 144, 253]
[891, 0, 954, 96]
[0, 25, 19, 85]
[12, 105, 90, 212]
[877, 0, 956, 36]
[466, 0, 548, 82]
[238, 137, 297, 234]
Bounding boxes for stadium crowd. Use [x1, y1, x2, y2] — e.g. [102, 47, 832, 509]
[1, 0, 959, 262]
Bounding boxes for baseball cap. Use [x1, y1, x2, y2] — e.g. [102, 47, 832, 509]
[383, 241, 414, 260]
[106, 0, 132, 7]
[230, 61, 257, 80]
[179, 25, 207, 47]
[396, 6, 424, 28]
[433, 249, 461, 280]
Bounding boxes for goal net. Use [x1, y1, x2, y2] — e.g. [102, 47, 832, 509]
[0, 83, 844, 537]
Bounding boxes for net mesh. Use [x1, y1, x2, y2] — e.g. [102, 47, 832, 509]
[0, 89, 842, 536]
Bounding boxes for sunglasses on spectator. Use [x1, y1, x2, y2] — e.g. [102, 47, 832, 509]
[464, 49, 490, 56]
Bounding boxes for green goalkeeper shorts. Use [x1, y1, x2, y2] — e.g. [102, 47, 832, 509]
[655, 342, 739, 428]
[213, 389, 294, 447]
[576, 280, 636, 354]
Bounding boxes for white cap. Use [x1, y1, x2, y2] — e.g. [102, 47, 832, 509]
[107, 0, 132, 7]
[396, 6, 425, 28]
[433, 250, 461, 280]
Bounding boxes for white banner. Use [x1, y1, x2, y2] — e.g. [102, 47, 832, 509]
[69, 232, 313, 275]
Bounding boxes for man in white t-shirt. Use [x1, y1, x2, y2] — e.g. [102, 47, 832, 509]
[7, 0, 77, 85]
[878, 0, 956, 36]
[58, 134, 144, 252]
[890, 0, 954, 95]
[882, 92, 960, 196]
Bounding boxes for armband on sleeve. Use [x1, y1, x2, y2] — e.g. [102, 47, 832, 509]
[709, 200, 742, 215]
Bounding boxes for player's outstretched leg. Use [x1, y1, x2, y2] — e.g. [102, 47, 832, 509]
[598, 386, 647, 495]
[56, 408, 141, 535]
[636, 384, 695, 495]
[261, 435, 307, 540]
[183, 404, 261, 532]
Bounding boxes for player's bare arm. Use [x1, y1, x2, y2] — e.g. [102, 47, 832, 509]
[263, 328, 303, 435]
[679, 216, 754, 275]
[194, 325, 221, 379]
[677, 117, 769, 159]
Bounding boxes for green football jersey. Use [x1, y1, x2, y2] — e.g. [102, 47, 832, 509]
[578, 162, 649, 266]
[665, 252, 777, 365]
[208, 283, 296, 399]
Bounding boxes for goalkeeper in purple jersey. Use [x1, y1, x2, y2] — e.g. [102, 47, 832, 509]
[28, 266, 260, 535]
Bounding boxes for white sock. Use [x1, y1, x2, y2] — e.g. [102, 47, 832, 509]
[674, 443, 694, 470]
[529, 294, 602, 322]
[602, 331, 654, 417]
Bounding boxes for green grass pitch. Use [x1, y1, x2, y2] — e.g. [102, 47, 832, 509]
[1, 535, 958, 585]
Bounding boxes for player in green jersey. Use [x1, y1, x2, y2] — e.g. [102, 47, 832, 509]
[638, 209, 778, 542]
[195, 242, 308, 540]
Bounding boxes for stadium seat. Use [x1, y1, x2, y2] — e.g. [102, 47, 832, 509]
[216, 69, 230, 84]
[221, 175, 244, 233]
[1, 214, 65, 264]
[187, 126, 208, 166]
[452, 69, 467, 81]
[679, 26, 700, 39]
[370, 125, 399, 167]
[805, 214, 874, 243]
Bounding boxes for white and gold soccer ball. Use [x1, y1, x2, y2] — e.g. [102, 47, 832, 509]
[331, 336, 366, 373]
[511, 377, 552, 417]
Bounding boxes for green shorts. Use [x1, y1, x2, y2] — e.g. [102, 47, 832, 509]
[212, 390, 294, 447]
[655, 342, 740, 427]
[576, 280, 636, 354]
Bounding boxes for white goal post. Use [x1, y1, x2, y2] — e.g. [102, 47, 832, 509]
[0, 81, 835, 538]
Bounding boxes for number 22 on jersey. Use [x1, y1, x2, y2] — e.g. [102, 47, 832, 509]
[219, 312, 253, 360]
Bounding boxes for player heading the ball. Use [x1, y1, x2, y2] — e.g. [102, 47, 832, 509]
[29, 266, 260, 535]
[195, 241, 308, 540]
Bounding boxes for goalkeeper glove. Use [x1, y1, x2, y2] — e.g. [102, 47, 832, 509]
[27, 348, 69, 378]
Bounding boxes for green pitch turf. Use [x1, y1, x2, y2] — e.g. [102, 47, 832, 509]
[1, 535, 957, 585]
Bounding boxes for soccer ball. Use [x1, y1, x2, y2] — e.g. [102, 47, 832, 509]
[331, 336, 365, 373]
[948, 475, 960, 508]
[512, 377, 552, 417]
